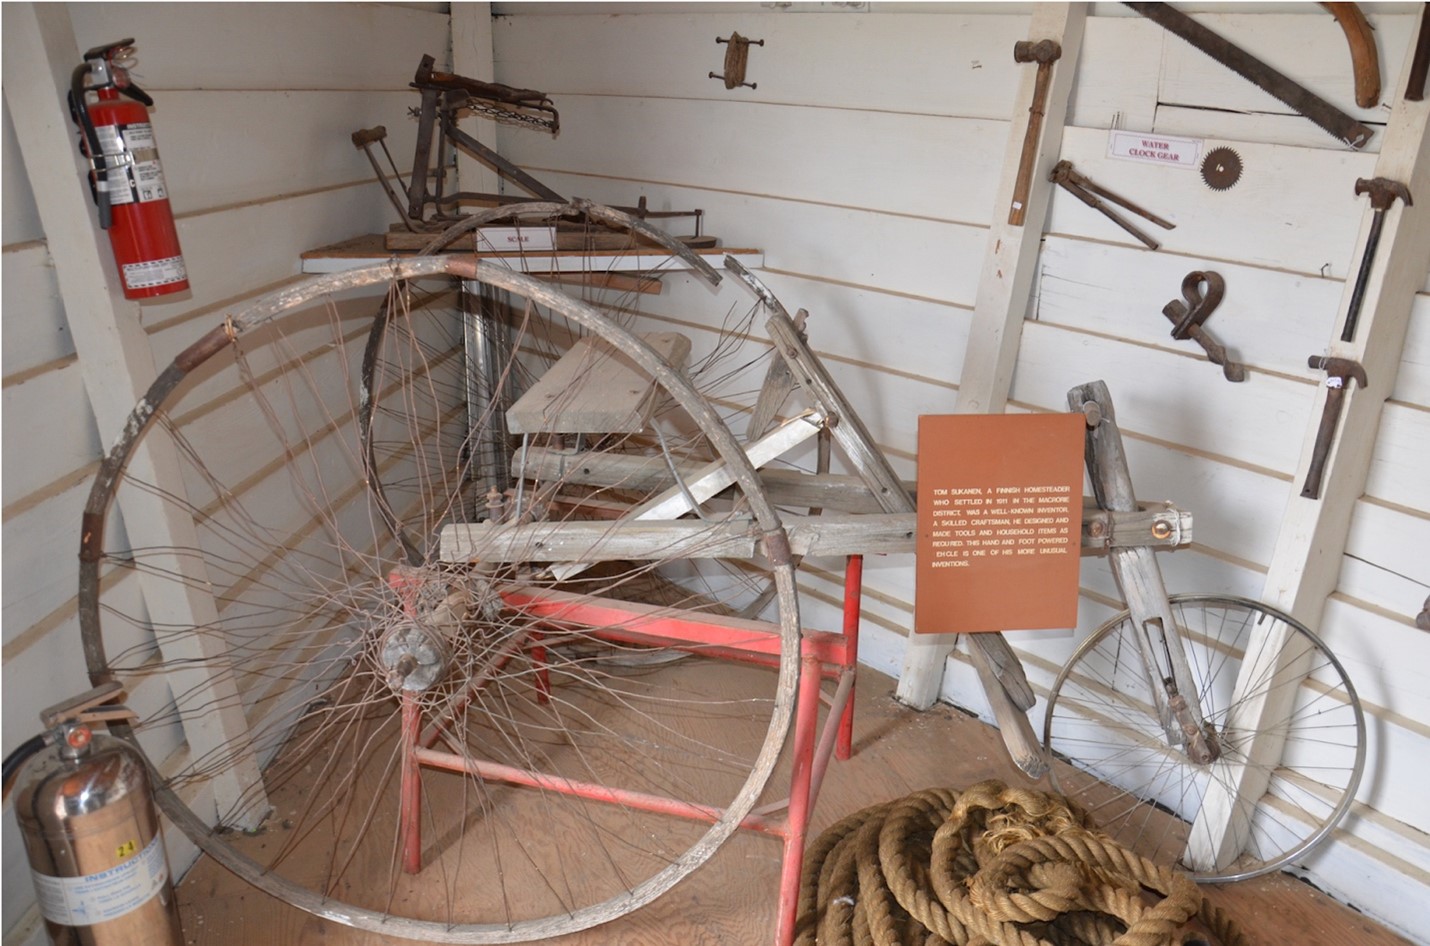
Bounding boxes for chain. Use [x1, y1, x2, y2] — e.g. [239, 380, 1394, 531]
[462, 101, 558, 133]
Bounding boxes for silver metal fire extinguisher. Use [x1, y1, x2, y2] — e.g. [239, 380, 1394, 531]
[6, 682, 184, 945]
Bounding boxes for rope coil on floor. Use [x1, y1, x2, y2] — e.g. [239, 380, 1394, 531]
[795, 780, 1253, 946]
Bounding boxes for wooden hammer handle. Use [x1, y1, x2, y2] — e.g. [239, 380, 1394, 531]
[1301, 384, 1347, 499]
[1009, 65, 1055, 226]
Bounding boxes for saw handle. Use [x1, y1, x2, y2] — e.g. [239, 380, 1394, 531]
[1322, 3, 1381, 108]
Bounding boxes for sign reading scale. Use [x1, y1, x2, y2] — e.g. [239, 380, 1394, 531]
[915, 413, 1085, 634]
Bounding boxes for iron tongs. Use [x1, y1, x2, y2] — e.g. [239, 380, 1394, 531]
[1049, 160, 1175, 250]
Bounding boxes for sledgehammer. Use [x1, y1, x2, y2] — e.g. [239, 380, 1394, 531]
[1008, 39, 1062, 226]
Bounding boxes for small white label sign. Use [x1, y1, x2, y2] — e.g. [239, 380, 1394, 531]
[1107, 131, 1203, 168]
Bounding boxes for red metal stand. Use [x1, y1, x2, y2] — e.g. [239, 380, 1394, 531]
[393, 554, 865, 946]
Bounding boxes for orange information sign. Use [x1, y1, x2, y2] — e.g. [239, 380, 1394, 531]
[914, 412, 1085, 634]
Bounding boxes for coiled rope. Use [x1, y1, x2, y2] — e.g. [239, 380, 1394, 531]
[794, 780, 1252, 946]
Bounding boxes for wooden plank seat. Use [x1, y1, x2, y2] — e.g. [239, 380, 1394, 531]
[505, 331, 691, 434]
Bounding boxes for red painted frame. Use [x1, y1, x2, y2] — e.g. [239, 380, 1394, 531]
[392, 555, 865, 945]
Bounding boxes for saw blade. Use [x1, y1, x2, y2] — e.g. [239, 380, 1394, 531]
[1125, 2, 1373, 148]
[1201, 147, 1243, 191]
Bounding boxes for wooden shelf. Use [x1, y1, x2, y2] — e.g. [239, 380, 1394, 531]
[300, 233, 763, 275]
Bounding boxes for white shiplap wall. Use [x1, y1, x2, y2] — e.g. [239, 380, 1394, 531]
[2, 3, 1426, 943]
[486, 4, 1428, 942]
[0, 4, 450, 941]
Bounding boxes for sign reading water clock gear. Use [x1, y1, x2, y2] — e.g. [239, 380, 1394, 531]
[1106, 130, 1204, 169]
[915, 412, 1085, 634]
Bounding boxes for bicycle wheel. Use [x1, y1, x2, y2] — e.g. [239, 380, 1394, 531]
[1043, 593, 1365, 882]
[78, 256, 803, 942]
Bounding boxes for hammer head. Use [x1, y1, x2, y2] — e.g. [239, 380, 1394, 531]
[1354, 176, 1413, 210]
[1013, 39, 1062, 65]
[1308, 355, 1368, 388]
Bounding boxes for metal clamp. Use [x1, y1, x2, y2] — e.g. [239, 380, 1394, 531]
[1151, 509, 1184, 545]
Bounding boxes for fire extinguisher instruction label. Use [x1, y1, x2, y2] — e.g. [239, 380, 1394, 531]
[131, 159, 169, 202]
[97, 122, 156, 152]
[124, 255, 187, 290]
[31, 833, 169, 926]
[95, 122, 170, 205]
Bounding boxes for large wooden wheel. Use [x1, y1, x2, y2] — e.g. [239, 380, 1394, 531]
[77, 254, 805, 942]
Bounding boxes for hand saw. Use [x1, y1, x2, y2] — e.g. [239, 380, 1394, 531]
[1126, 2, 1374, 149]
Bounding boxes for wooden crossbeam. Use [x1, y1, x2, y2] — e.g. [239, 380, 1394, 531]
[443, 503, 1190, 565]
[543, 412, 825, 582]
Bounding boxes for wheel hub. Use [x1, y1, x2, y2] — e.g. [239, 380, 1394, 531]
[379, 619, 453, 692]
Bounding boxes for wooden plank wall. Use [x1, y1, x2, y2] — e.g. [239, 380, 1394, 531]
[0, 4, 449, 942]
[487, 4, 1429, 940]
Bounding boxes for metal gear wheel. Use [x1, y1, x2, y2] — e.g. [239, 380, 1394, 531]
[1201, 147, 1243, 191]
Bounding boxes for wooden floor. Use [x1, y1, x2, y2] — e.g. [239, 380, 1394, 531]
[176, 663, 1414, 945]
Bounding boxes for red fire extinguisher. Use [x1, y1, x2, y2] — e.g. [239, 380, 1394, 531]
[68, 39, 189, 300]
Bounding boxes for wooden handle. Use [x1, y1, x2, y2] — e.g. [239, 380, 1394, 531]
[1301, 386, 1347, 499]
[41, 682, 125, 729]
[1323, 2, 1381, 108]
[1008, 66, 1055, 226]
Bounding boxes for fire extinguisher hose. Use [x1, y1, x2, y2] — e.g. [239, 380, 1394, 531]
[2, 733, 51, 801]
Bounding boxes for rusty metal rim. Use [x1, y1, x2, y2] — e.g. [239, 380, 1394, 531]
[77, 255, 800, 943]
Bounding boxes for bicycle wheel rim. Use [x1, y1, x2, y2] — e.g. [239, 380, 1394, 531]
[1042, 592, 1365, 882]
[78, 257, 802, 942]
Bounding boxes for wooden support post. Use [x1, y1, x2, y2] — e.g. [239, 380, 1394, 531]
[2, 3, 267, 827]
[1190, 12, 1430, 869]
[896, 3, 1088, 710]
[451, 4, 501, 196]
[1068, 382, 1204, 743]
